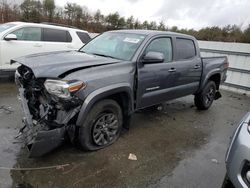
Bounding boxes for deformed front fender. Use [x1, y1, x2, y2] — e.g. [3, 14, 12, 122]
[76, 83, 134, 126]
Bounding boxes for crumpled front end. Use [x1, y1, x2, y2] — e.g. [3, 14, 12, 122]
[15, 65, 81, 157]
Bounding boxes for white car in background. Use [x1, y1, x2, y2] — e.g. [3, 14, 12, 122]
[0, 22, 91, 76]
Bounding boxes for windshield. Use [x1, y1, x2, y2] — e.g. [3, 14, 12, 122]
[80, 32, 146, 61]
[0, 23, 16, 33]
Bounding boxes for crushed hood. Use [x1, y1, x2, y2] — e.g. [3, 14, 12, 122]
[13, 51, 122, 78]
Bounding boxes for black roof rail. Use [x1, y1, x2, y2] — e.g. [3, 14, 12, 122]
[40, 22, 79, 29]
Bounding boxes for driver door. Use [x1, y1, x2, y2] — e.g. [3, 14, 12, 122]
[136, 36, 178, 108]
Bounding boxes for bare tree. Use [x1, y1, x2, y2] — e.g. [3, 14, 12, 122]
[0, 1, 249, 43]
[43, 0, 55, 22]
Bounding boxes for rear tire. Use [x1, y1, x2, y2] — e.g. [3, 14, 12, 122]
[194, 81, 216, 110]
[78, 99, 123, 151]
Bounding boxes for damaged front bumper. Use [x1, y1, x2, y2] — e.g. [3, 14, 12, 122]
[22, 122, 66, 158]
[18, 87, 79, 157]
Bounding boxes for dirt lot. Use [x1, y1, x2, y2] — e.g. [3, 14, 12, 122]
[0, 81, 249, 188]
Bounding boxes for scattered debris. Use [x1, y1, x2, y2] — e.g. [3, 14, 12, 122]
[62, 163, 79, 175]
[56, 165, 66, 170]
[211, 159, 219, 164]
[128, 153, 137, 161]
[72, 167, 107, 187]
[229, 95, 242, 100]
[0, 164, 70, 171]
[157, 106, 163, 111]
[0, 105, 14, 114]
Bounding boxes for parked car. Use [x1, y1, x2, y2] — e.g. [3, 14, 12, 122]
[0, 22, 91, 76]
[14, 30, 228, 157]
[223, 111, 250, 188]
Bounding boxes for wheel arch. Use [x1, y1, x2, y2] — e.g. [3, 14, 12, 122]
[199, 70, 221, 92]
[76, 83, 134, 127]
[208, 73, 221, 90]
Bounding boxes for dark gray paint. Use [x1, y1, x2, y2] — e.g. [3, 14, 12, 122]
[15, 30, 228, 126]
[13, 50, 122, 78]
[200, 48, 250, 57]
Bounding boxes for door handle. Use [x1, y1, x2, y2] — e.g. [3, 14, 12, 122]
[194, 65, 201, 69]
[168, 68, 176, 72]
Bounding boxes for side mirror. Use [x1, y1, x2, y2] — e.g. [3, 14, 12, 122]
[4, 34, 17, 41]
[142, 51, 165, 64]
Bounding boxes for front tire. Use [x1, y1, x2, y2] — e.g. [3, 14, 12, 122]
[194, 81, 216, 110]
[78, 99, 123, 151]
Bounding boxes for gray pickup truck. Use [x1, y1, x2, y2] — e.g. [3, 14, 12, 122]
[14, 30, 228, 157]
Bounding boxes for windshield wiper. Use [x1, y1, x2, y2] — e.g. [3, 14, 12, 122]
[91, 53, 117, 59]
[79, 51, 121, 60]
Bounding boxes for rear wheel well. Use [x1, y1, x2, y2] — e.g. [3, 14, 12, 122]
[209, 74, 221, 90]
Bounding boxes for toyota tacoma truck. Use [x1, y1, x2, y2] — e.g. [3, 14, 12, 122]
[14, 30, 228, 157]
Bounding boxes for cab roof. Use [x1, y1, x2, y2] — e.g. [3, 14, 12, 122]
[110, 29, 195, 39]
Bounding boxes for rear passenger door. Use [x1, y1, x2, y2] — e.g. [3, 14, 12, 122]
[172, 37, 202, 96]
[42, 28, 74, 51]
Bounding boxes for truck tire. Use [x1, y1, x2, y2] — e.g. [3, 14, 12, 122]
[194, 81, 216, 110]
[78, 99, 123, 151]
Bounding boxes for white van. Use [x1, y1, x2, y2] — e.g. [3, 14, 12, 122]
[0, 22, 91, 76]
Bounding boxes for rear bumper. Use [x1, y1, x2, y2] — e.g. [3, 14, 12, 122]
[226, 112, 250, 188]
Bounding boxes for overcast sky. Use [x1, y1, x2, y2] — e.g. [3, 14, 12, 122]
[16, 0, 250, 29]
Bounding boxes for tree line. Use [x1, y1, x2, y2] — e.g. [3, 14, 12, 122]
[1, 0, 250, 43]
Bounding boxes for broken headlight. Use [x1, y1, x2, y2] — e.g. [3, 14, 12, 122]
[44, 79, 86, 99]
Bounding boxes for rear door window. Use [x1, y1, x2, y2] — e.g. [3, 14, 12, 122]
[76, 32, 91, 43]
[176, 38, 196, 60]
[11, 27, 42, 41]
[43, 28, 72, 42]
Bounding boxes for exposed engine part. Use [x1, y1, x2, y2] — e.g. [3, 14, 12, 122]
[16, 65, 81, 124]
[15, 65, 82, 157]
